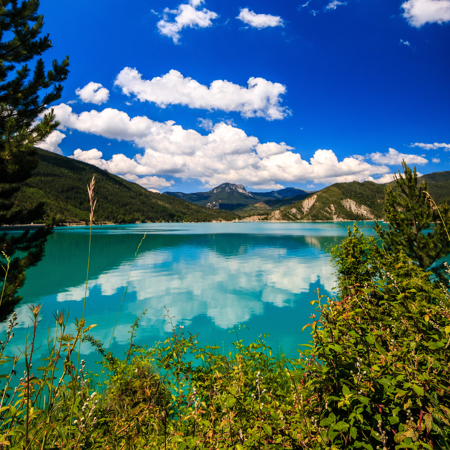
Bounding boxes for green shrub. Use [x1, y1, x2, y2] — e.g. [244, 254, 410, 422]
[297, 225, 450, 449]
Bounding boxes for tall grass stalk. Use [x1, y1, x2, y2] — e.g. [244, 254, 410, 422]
[76, 174, 96, 375]
[71, 175, 96, 443]
[425, 190, 450, 242]
[0, 251, 11, 307]
[24, 304, 42, 450]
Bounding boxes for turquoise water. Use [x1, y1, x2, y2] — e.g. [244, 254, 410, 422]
[1, 222, 379, 370]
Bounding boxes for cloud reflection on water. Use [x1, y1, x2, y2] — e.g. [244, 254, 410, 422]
[2, 225, 346, 359]
[55, 244, 335, 336]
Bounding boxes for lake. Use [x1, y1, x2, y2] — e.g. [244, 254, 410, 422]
[1, 221, 379, 371]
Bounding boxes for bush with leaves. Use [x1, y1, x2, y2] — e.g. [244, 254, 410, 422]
[298, 225, 450, 449]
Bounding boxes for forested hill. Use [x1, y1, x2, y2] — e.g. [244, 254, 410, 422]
[276, 181, 386, 221]
[421, 171, 450, 205]
[12, 149, 237, 224]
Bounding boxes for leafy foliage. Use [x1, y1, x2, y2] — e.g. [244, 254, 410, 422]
[312, 227, 450, 449]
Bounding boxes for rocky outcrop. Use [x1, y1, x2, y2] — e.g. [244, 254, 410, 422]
[269, 210, 283, 221]
[330, 204, 340, 221]
[240, 215, 266, 222]
[341, 198, 376, 219]
[301, 195, 317, 214]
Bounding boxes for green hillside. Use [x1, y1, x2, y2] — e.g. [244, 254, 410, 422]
[278, 181, 386, 221]
[11, 149, 237, 224]
[236, 193, 314, 213]
[271, 172, 450, 221]
[421, 171, 450, 205]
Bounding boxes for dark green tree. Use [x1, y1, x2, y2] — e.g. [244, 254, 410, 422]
[375, 160, 450, 282]
[0, 0, 69, 320]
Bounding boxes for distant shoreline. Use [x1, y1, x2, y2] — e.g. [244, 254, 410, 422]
[1, 219, 385, 231]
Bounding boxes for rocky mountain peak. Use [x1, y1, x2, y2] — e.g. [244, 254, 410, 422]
[210, 183, 253, 196]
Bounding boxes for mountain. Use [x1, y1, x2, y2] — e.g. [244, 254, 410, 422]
[259, 172, 450, 222]
[164, 183, 311, 212]
[17, 152, 449, 224]
[11, 149, 237, 224]
[252, 187, 311, 200]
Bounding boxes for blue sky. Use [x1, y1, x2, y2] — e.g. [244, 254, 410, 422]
[37, 0, 450, 192]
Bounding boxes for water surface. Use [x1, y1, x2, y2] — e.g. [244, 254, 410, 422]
[2, 222, 378, 369]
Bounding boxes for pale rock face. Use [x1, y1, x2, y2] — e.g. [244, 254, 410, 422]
[211, 183, 253, 196]
[330, 204, 339, 221]
[240, 215, 265, 222]
[301, 195, 317, 214]
[269, 210, 283, 221]
[290, 208, 298, 214]
[341, 198, 375, 219]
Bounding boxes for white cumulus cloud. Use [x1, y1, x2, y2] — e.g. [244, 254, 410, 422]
[51, 104, 390, 188]
[400, 39, 411, 46]
[256, 142, 294, 158]
[38, 130, 66, 155]
[368, 148, 428, 165]
[157, 0, 218, 44]
[70, 148, 173, 190]
[432, 158, 441, 163]
[411, 142, 450, 150]
[369, 173, 396, 184]
[75, 82, 110, 105]
[236, 8, 284, 29]
[124, 174, 174, 189]
[402, 0, 450, 27]
[114, 68, 289, 121]
[198, 118, 214, 131]
[325, 1, 347, 11]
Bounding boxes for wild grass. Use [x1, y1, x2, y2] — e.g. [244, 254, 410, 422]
[0, 176, 449, 449]
[0, 251, 10, 308]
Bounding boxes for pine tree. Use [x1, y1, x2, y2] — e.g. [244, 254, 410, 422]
[0, 0, 69, 320]
[375, 161, 450, 282]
